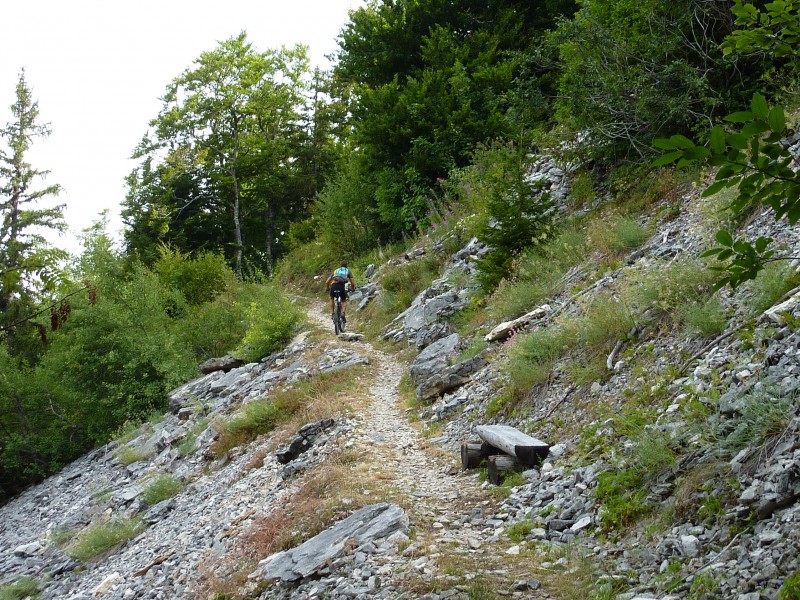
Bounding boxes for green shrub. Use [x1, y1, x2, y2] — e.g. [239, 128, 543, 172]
[680, 298, 728, 338]
[455, 143, 555, 291]
[314, 158, 382, 257]
[154, 247, 235, 306]
[234, 286, 302, 362]
[37, 262, 198, 444]
[179, 279, 294, 361]
[142, 474, 183, 506]
[66, 517, 143, 562]
[0, 577, 38, 600]
[226, 399, 282, 438]
[746, 262, 800, 316]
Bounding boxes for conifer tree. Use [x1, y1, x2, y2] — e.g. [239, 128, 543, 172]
[0, 70, 66, 326]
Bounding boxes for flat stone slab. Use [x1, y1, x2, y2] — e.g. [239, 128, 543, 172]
[250, 503, 407, 582]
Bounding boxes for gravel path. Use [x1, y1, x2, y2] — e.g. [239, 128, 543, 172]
[306, 303, 465, 501]
[304, 303, 502, 557]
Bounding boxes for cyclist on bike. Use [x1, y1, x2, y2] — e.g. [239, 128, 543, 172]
[325, 261, 356, 324]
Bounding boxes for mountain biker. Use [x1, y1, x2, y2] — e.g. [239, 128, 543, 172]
[325, 261, 356, 324]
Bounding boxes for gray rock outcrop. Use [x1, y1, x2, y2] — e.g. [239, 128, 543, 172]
[409, 333, 461, 388]
[249, 503, 408, 582]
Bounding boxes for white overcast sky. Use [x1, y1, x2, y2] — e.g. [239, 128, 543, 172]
[0, 0, 362, 254]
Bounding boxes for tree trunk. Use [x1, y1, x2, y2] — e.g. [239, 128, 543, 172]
[263, 202, 274, 276]
[230, 116, 243, 279]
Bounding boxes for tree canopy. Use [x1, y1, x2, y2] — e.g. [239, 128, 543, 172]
[332, 0, 578, 236]
[123, 33, 342, 275]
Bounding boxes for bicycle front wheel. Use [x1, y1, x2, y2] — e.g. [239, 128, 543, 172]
[334, 302, 342, 334]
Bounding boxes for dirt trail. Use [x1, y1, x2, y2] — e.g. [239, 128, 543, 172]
[305, 303, 492, 526]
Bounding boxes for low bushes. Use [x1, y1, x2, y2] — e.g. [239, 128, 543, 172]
[234, 287, 303, 363]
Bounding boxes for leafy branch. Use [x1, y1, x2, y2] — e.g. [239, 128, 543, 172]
[653, 93, 800, 289]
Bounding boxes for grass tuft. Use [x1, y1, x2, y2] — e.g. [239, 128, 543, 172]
[114, 445, 148, 466]
[588, 215, 650, 255]
[141, 473, 184, 506]
[680, 298, 728, 338]
[65, 517, 144, 562]
[0, 577, 38, 600]
[780, 569, 800, 599]
[746, 261, 800, 316]
[595, 429, 677, 530]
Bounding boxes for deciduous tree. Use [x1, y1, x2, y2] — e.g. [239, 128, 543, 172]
[125, 33, 315, 276]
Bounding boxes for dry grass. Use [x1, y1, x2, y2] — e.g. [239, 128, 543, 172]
[195, 446, 380, 597]
[211, 362, 374, 458]
[400, 539, 610, 599]
[194, 335, 383, 596]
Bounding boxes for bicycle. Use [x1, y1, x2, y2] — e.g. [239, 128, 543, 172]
[332, 289, 346, 334]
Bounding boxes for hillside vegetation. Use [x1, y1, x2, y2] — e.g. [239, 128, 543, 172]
[0, 0, 799, 576]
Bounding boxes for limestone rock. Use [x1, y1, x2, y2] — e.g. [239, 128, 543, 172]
[199, 355, 245, 375]
[250, 503, 408, 582]
[409, 333, 461, 388]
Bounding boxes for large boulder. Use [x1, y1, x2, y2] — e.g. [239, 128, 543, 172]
[409, 333, 461, 388]
[416, 351, 489, 401]
[199, 355, 244, 374]
[250, 503, 408, 582]
[415, 322, 452, 351]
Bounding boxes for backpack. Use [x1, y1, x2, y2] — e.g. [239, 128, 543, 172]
[332, 267, 349, 283]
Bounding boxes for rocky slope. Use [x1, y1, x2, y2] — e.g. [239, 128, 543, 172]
[2, 138, 800, 600]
